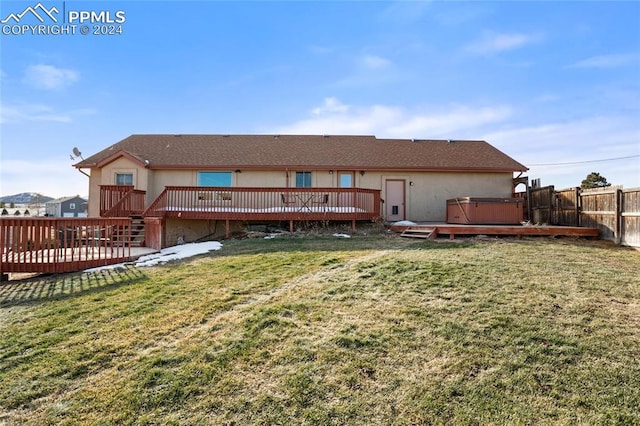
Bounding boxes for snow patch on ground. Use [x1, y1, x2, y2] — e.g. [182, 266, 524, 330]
[333, 233, 351, 238]
[392, 220, 417, 226]
[84, 241, 223, 272]
[134, 241, 222, 267]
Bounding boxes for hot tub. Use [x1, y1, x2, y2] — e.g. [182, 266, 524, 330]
[446, 197, 524, 225]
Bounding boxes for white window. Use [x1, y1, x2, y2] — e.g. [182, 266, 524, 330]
[69, 203, 76, 210]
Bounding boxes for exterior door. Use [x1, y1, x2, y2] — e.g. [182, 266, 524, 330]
[338, 172, 355, 206]
[338, 172, 354, 188]
[385, 179, 405, 221]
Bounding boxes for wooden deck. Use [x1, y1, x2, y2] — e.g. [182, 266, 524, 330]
[1, 218, 135, 276]
[1, 247, 158, 281]
[390, 223, 600, 239]
[142, 186, 381, 221]
[141, 186, 383, 237]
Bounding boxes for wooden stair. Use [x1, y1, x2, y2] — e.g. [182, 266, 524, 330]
[110, 216, 146, 247]
[129, 216, 145, 247]
[400, 227, 437, 239]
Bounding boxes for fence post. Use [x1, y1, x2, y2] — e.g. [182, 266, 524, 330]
[525, 185, 531, 222]
[548, 185, 555, 225]
[578, 188, 583, 228]
[574, 187, 580, 227]
[615, 188, 622, 244]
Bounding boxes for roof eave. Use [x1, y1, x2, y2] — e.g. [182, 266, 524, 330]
[94, 150, 147, 168]
[144, 164, 528, 173]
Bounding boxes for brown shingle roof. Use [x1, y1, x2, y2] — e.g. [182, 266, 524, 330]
[75, 134, 527, 172]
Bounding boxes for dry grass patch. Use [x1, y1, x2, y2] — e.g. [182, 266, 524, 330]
[1, 236, 639, 424]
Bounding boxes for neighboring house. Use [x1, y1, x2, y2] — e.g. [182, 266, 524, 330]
[1, 208, 31, 216]
[74, 134, 527, 248]
[45, 196, 88, 217]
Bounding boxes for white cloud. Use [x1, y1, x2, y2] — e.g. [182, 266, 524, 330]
[483, 116, 640, 189]
[464, 32, 541, 55]
[23, 64, 79, 90]
[0, 102, 95, 124]
[311, 97, 351, 115]
[288, 103, 401, 135]
[361, 54, 391, 69]
[308, 45, 333, 55]
[533, 93, 561, 103]
[378, 1, 432, 25]
[0, 103, 71, 123]
[273, 97, 639, 189]
[433, 4, 493, 27]
[387, 105, 512, 137]
[0, 157, 89, 199]
[276, 97, 512, 138]
[484, 116, 639, 157]
[331, 52, 399, 88]
[567, 53, 638, 69]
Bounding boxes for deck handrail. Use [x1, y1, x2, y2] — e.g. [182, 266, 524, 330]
[1, 217, 132, 274]
[142, 186, 170, 218]
[100, 186, 146, 217]
[142, 186, 382, 222]
[100, 185, 133, 216]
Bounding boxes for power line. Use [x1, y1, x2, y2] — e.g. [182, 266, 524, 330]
[529, 154, 640, 167]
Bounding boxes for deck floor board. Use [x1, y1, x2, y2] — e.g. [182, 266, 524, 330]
[391, 223, 599, 239]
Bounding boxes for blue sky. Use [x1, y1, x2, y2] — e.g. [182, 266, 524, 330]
[1, 0, 639, 198]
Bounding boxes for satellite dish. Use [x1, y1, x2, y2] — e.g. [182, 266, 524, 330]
[72, 147, 82, 157]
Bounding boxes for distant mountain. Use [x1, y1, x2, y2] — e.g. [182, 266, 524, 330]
[0, 193, 54, 205]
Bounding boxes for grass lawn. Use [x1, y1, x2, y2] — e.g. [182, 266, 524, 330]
[1, 235, 639, 424]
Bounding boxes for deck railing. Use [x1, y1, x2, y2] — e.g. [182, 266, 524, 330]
[143, 186, 382, 222]
[100, 185, 146, 217]
[1, 218, 132, 275]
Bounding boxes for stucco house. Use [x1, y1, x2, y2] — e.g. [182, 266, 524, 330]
[45, 196, 88, 217]
[74, 134, 527, 248]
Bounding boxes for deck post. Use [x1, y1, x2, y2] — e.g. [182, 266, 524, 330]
[289, 220, 294, 233]
[225, 219, 230, 239]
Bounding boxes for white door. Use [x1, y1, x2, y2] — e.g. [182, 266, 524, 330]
[385, 179, 405, 221]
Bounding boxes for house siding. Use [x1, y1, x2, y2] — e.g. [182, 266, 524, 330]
[99, 157, 150, 191]
[45, 196, 87, 217]
[88, 158, 149, 216]
[355, 170, 512, 221]
[87, 158, 515, 222]
[399, 172, 513, 221]
[164, 218, 245, 246]
[88, 168, 102, 217]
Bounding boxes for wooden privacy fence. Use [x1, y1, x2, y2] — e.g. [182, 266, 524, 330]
[1, 217, 132, 276]
[529, 186, 640, 246]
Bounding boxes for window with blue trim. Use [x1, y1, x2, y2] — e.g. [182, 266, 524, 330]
[198, 172, 232, 187]
[296, 171, 312, 188]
